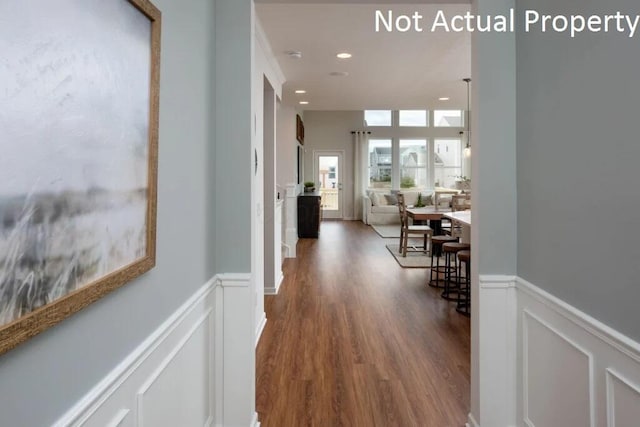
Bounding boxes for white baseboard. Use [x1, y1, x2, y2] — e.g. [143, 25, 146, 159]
[264, 271, 283, 296]
[466, 412, 480, 427]
[255, 312, 267, 348]
[54, 273, 258, 427]
[251, 412, 260, 427]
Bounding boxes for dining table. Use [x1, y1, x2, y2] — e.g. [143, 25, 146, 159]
[405, 206, 452, 235]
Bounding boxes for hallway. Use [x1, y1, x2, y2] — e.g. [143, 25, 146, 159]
[257, 221, 470, 426]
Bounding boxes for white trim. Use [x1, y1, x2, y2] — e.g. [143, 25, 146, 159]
[251, 412, 260, 427]
[218, 273, 252, 287]
[466, 412, 480, 427]
[53, 278, 218, 426]
[522, 309, 595, 427]
[515, 276, 640, 427]
[254, 19, 285, 95]
[606, 368, 640, 427]
[477, 275, 517, 427]
[264, 272, 283, 295]
[255, 312, 267, 347]
[136, 309, 213, 427]
[517, 277, 640, 363]
[105, 409, 129, 427]
[54, 273, 258, 427]
[478, 274, 516, 286]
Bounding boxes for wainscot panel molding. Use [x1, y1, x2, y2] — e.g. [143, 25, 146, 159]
[54, 273, 256, 427]
[284, 183, 299, 258]
[517, 277, 640, 427]
[265, 200, 284, 296]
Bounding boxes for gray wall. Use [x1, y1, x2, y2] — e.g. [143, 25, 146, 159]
[517, 0, 640, 341]
[214, 0, 252, 273]
[303, 111, 363, 219]
[0, 1, 217, 425]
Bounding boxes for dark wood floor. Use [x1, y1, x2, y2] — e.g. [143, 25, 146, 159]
[256, 221, 470, 427]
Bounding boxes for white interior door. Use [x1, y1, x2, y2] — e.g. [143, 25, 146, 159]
[314, 151, 343, 219]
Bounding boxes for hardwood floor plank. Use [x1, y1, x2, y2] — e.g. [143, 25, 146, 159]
[257, 221, 470, 426]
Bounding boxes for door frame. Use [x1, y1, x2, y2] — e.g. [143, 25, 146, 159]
[313, 149, 345, 220]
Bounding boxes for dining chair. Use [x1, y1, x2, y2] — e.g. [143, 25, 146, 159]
[397, 193, 433, 257]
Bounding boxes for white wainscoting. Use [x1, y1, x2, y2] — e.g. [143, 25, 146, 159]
[517, 277, 640, 427]
[284, 183, 299, 258]
[55, 274, 256, 427]
[471, 275, 640, 427]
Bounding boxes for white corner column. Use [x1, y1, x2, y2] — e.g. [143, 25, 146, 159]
[284, 183, 299, 258]
[470, 0, 518, 425]
[214, 0, 257, 425]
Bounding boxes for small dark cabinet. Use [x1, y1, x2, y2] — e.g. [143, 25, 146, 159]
[298, 193, 321, 238]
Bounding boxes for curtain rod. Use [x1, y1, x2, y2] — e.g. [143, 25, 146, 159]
[351, 131, 372, 134]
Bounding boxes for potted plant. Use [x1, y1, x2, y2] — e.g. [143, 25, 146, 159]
[414, 193, 426, 207]
[304, 181, 316, 193]
[454, 176, 471, 191]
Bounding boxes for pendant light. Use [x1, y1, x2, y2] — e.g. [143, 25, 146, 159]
[463, 78, 471, 157]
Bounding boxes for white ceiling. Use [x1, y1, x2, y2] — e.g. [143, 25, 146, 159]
[255, 3, 471, 111]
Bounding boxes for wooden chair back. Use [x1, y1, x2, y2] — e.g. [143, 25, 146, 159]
[451, 194, 471, 211]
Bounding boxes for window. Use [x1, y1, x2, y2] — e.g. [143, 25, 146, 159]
[434, 138, 462, 188]
[368, 139, 392, 189]
[365, 110, 392, 127]
[399, 110, 428, 127]
[399, 140, 428, 189]
[434, 110, 463, 127]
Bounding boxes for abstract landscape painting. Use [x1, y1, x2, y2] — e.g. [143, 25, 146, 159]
[0, 0, 160, 354]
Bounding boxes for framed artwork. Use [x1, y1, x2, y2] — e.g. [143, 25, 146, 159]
[0, 0, 161, 355]
[296, 114, 305, 144]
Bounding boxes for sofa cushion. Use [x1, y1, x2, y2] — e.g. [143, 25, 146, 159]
[384, 193, 399, 205]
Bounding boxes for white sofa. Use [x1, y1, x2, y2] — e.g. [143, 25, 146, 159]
[363, 190, 446, 225]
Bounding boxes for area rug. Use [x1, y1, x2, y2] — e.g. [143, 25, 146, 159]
[371, 224, 401, 238]
[385, 244, 432, 268]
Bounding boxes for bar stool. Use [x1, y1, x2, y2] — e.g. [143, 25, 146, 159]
[456, 250, 471, 316]
[429, 235, 459, 288]
[441, 242, 471, 300]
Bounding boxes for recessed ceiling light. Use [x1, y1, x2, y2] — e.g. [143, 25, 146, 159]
[295, 90, 306, 94]
[285, 50, 303, 59]
[336, 52, 352, 59]
[299, 101, 309, 105]
[439, 97, 450, 101]
[329, 71, 349, 77]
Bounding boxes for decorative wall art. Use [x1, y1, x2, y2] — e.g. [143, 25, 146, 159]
[0, 0, 161, 355]
[296, 114, 305, 144]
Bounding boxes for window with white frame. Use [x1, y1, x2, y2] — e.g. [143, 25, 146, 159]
[399, 139, 428, 189]
[434, 110, 463, 127]
[434, 138, 462, 188]
[364, 110, 464, 190]
[368, 139, 392, 189]
[399, 110, 428, 127]
[364, 110, 392, 127]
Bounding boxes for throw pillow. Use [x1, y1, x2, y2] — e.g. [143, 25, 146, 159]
[369, 192, 379, 206]
[384, 193, 398, 206]
[424, 194, 434, 206]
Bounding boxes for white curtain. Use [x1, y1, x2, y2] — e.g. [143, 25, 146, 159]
[353, 131, 369, 221]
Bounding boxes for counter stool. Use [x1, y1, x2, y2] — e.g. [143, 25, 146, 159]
[429, 235, 459, 288]
[456, 250, 471, 316]
[441, 242, 471, 301]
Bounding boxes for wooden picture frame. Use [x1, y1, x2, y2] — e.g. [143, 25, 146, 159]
[0, 0, 161, 355]
[296, 114, 305, 144]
